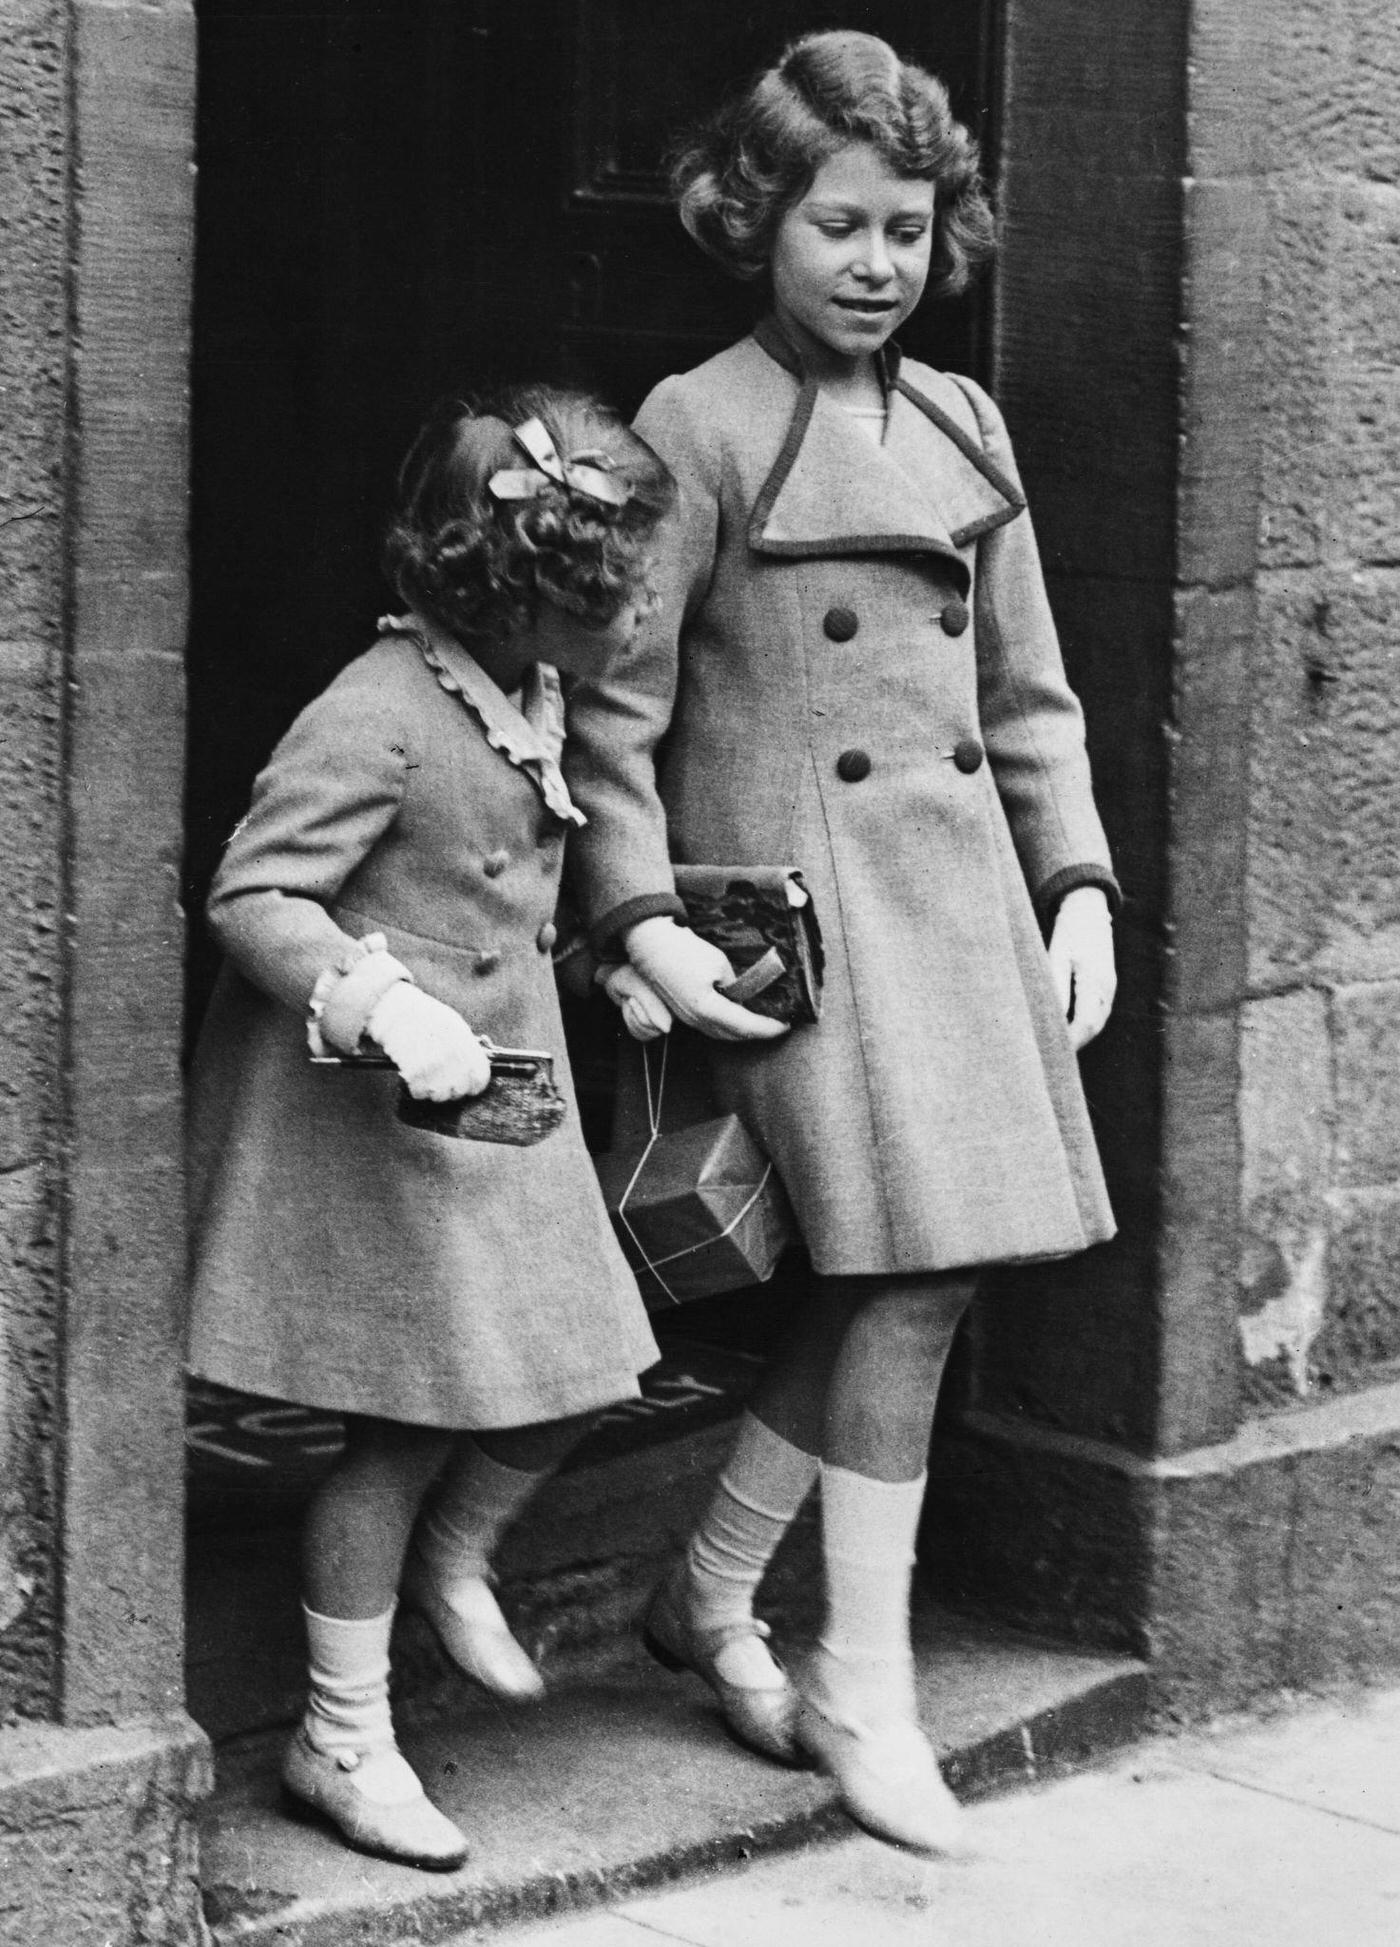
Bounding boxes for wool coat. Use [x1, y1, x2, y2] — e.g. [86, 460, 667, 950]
[564, 320, 1119, 1276]
[187, 616, 659, 1428]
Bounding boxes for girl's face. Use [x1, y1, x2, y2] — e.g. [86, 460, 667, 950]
[769, 144, 935, 371]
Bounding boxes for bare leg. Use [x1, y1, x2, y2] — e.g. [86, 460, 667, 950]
[302, 1415, 453, 1619]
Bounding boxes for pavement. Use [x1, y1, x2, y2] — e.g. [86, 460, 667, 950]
[488, 1685, 1400, 1947]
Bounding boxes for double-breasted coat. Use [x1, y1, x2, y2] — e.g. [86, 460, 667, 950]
[187, 616, 659, 1428]
[564, 320, 1119, 1276]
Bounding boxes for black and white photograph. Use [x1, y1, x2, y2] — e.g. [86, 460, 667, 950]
[2, 4, 1398, 1943]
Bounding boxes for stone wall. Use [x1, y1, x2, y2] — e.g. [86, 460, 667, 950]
[1236, 0, 1400, 1406]
[0, 0, 68, 1725]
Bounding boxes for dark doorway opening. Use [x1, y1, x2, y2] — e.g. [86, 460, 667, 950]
[185, 0, 993, 1744]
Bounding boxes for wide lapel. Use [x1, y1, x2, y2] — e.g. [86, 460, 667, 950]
[747, 319, 1023, 585]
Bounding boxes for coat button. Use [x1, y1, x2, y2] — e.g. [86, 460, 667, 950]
[953, 738, 985, 774]
[940, 598, 970, 637]
[536, 922, 558, 954]
[836, 748, 872, 783]
[823, 606, 859, 642]
[483, 850, 509, 878]
[474, 950, 501, 975]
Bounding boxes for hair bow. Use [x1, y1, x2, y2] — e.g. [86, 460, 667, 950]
[487, 417, 630, 510]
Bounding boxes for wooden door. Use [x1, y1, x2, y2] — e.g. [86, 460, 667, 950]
[187, 1, 992, 1015]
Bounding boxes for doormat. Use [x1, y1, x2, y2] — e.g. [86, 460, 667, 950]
[187, 1338, 762, 1531]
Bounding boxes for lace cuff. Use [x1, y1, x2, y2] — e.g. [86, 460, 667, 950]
[307, 932, 416, 1056]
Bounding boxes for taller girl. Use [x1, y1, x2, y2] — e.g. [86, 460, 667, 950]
[565, 32, 1120, 1855]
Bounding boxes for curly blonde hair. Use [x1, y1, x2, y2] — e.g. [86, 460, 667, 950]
[383, 386, 675, 648]
[673, 30, 994, 299]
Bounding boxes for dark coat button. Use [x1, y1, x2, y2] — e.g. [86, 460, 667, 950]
[940, 598, 970, 637]
[836, 748, 872, 783]
[823, 606, 859, 642]
[953, 738, 985, 774]
[483, 850, 510, 878]
[474, 950, 501, 975]
[536, 921, 558, 954]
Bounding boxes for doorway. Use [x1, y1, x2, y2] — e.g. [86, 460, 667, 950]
[185, 0, 994, 1742]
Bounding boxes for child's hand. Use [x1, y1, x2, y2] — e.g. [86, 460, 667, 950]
[596, 962, 673, 1042]
[366, 982, 492, 1100]
[1047, 887, 1117, 1051]
[625, 917, 788, 1043]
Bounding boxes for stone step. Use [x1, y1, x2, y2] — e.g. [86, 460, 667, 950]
[199, 1605, 1149, 1946]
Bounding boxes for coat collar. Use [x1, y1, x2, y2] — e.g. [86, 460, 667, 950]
[379, 612, 585, 827]
[747, 317, 1024, 587]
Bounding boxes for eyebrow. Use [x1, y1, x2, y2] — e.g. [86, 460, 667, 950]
[803, 199, 932, 220]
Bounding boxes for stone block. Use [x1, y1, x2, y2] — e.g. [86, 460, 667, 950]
[1188, 0, 1269, 180]
[1259, 0, 1400, 185]
[1335, 370, 1400, 567]
[1338, 182, 1400, 369]
[1159, 1007, 1245, 1450]
[1281, 1431, 1400, 1685]
[1237, 990, 1334, 1404]
[1316, 1189, 1400, 1383]
[0, 1715, 210, 1947]
[1332, 981, 1400, 1185]
[1179, 181, 1268, 590]
[1167, 586, 1250, 1012]
[1248, 569, 1400, 988]
[0, 660, 61, 1171]
[1258, 185, 1339, 570]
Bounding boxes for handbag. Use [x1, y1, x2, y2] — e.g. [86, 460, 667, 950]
[672, 864, 824, 1025]
[592, 1039, 795, 1308]
[311, 1041, 568, 1146]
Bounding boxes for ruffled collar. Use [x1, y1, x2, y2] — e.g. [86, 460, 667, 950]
[378, 612, 585, 827]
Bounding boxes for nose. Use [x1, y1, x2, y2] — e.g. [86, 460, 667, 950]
[855, 229, 894, 284]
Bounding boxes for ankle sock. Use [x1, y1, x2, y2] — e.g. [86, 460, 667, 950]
[302, 1601, 398, 1755]
[814, 1463, 927, 1720]
[684, 1412, 819, 1630]
[416, 1438, 546, 1588]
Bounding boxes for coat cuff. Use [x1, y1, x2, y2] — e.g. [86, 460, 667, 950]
[1034, 864, 1123, 926]
[589, 891, 686, 958]
[312, 936, 416, 1054]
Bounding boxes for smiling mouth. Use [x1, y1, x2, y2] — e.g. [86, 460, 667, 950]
[833, 298, 897, 315]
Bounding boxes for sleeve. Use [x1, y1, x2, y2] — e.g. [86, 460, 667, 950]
[205, 665, 411, 1025]
[562, 378, 721, 953]
[954, 376, 1122, 921]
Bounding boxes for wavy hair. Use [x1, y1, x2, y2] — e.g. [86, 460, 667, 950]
[383, 386, 675, 649]
[673, 29, 994, 298]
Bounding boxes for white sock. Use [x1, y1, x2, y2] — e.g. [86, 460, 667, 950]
[814, 1464, 927, 1720]
[302, 1601, 398, 1756]
[685, 1412, 820, 1630]
[416, 1439, 546, 1589]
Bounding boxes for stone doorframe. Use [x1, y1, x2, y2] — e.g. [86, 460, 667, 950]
[1, 3, 208, 1940]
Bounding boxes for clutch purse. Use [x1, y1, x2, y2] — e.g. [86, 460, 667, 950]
[311, 1041, 568, 1146]
[672, 864, 824, 1025]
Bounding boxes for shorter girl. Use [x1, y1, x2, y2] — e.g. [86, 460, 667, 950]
[187, 389, 675, 1870]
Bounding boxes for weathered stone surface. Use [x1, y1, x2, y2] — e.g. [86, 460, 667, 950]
[1258, 184, 1341, 570]
[0, 1715, 210, 1947]
[1332, 981, 1400, 1185]
[1315, 1189, 1400, 1381]
[1238, 991, 1334, 1405]
[1249, 569, 1400, 988]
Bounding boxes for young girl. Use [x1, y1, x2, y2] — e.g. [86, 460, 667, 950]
[187, 388, 675, 1870]
[563, 33, 1119, 1856]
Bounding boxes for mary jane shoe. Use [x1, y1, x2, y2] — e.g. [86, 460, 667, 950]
[281, 1726, 469, 1871]
[793, 1691, 966, 1857]
[402, 1549, 545, 1702]
[641, 1567, 803, 1766]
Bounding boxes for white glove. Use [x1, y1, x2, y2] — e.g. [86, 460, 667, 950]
[1047, 887, 1117, 1052]
[597, 961, 674, 1042]
[365, 981, 492, 1101]
[624, 916, 787, 1043]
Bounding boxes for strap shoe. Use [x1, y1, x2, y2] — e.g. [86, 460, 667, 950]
[280, 1725, 469, 1871]
[641, 1564, 803, 1766]
[402, 1547, 545, 1702]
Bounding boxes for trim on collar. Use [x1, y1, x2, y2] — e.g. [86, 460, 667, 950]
[378, 613, 585, 828]
[750, 315, 1024, 554]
